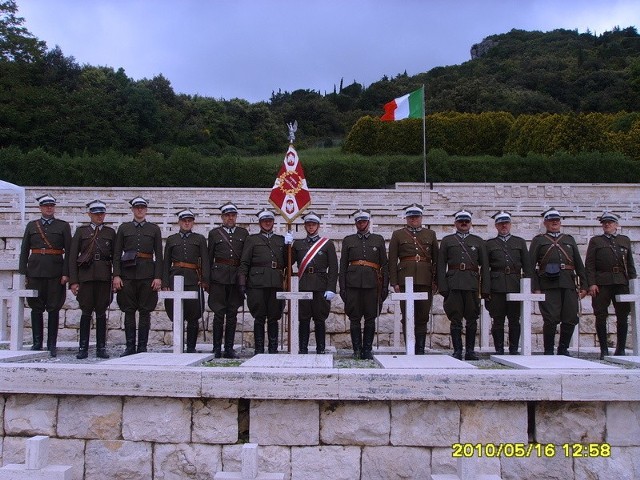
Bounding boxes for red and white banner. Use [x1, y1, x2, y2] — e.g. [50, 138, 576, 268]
[269, 145, 311, 223]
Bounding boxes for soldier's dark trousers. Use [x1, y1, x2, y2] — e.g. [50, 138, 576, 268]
[27, 277, 65, 356]
[592, 284, 631, 356]
[487, 293, 521, 354]
[299, 292, 330, 354]
[345, 287, 378, 358]
[443, 290, 479, 359]
[539, 288, 579, 355]
[400, 284, 432, 354]
[209, 283, 242, 358]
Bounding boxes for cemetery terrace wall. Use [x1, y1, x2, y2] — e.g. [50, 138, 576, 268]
[1, 183, 639, 352]
[0, 364, 639, 479]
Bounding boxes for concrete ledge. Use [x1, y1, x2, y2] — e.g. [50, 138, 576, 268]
[0, 364, 203, 397]
[1, 363, 638, 402]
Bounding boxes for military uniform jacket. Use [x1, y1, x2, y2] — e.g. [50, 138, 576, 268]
[19, 218, 72, 278]
[208, 226, 249, 285]
[529, 233, 587, 291]
[238, 232, 286, 289]
[163, 232, 210, 288]
[113, 221, 163, 280]
[388, 227, 438, 287]
[293, 237, 339, 292]
[339, 233, 389, 290]
[437, 233, 490, 295]
[486, 235, 533, 293]
[68, 225, 116, 284]
[585, 234, 637, 287]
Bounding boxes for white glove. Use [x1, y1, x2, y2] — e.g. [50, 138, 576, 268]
[324, 291, 335, 301]
[284, 232, 294, 245]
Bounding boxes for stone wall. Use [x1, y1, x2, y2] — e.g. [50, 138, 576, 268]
[1, 394, 638, 479]
[2, 183, 639, 352]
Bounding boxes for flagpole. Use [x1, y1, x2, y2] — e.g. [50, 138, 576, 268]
[422, 84, 427, 185]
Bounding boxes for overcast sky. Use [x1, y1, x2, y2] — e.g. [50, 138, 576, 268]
[16, 0, 640, 103]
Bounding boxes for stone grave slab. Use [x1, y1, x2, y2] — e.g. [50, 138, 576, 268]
[491, 354, 620, 370]
[102, 352, 213, 366]
[0, 350, 48, 362]
[241, 353, 333, 368]
[375, 354, 477, 369]
[604, 355, 640, 367]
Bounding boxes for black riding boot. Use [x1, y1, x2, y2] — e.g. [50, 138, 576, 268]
[315, 319, 326, 354]
[186, 321, 199, 353]
[223, 317, 238, 358]
[350, 321, 362, 359]
[543, 322, 556, 355]
[298, 319, 311, 354]
[76, 313, 91, 359]
[595, 319, 609, 359]
[614, 319, 628, 356]
[415, 334, 426, 355]
[121, 312, 137, 357]
[137, 311, 150, 353]
[491, 318, 505, 355]
[31, 311, 44, 350]
[267, 319, 279, 354]
[95, 314, 109, 358]
[212, 315, 224, 358]
[253, 318, 265, 355]
[450, 327, 463, 360]
[464, 323, 479, 360]
[557, 323, 575, 357]
[47, 311, 60, 357]
[361, 321, 375, 360]
[508, 321, 521, 355]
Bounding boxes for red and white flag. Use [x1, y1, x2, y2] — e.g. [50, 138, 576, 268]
[269, 145, 311, 223]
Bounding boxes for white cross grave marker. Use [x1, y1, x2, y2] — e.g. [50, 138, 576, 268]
[1, 273, 38, 350]
[390, 277, 430, 355]
[0, 435, 72, 480]
[276, 276, 312, 354]
[616, 278, 640, 355]
[214, 443, 284, 480]
[158, 275, 199, 354]
[431, 455, 502, 480]
[506, 278, 545, 355]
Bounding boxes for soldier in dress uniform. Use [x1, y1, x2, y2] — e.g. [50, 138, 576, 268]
[529, 208, 587, 356]
[19, 194, 71, 357]
[68, 200, 116, 359]
[388, 203, 438, 355]
[208, 202, 249, 358]
[238, 208, 287, 354]
[437, 209, 490, 360]
[485, 211, 533, 355]
[339, 209, 389, 360]
[291, 211, 338, 354]
[162, 209, 209, 353]
[585, 211, 637, 358]
[112, 197, 163, 356]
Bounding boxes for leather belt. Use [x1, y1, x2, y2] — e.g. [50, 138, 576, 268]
[400, 255, 428, 262]
[306, 267, 327, 274]
[253, 261, 283, 269]
[559, 264, 575, 270]
[349, 260, 381, 269]
[136, 252, 153, 259]
[448, 263, 479, 272]
[611, 266, 623, 274]
[94, 254, 112, 261]
[491, 266, 519, 274]
[172, 261, 198, 270]
[31, 248, 64, 255]
[214, 258, 240, 267]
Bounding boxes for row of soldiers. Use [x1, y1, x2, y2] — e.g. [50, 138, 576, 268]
[19, 194, 636, 360]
